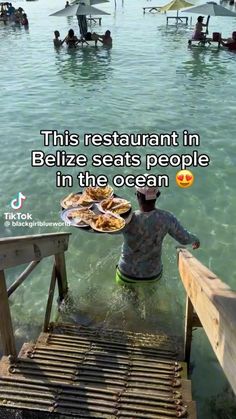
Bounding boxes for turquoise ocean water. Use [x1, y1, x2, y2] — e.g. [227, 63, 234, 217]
[1, 0, 236, 417]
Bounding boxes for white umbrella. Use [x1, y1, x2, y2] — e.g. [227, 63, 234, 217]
[184, 2, 236, 32]
[71, 0, 109, 4]
[184, 1, 236, 16]
[50, 3, 110, 17]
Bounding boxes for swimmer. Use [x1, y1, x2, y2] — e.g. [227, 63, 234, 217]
[53, 30, 64, 47]
[65, 29, 80, 48]
[96, 30, 112, 46]
[14, 12, 21, 25]
[221, 31, 236, 50]
[21, 13, 28, 27]
[7, 3, 15, 16]
[1, 10, 8, 25]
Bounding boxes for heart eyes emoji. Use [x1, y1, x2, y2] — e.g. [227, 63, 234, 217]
[176, 170, 194, 188]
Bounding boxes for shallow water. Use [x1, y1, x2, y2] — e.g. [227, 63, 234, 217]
[1, 0, 236, 417]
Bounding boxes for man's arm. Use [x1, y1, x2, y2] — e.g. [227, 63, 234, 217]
[167, 213, 200, 249]
[220, 39, 229, 47]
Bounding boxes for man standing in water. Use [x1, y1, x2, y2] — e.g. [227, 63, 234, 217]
[116, 184, 200, 285]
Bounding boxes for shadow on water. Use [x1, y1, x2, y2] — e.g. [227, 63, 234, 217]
[157, 24, 193, 40]
[180, 48, 228, 80]
[54, 45, 113, 87]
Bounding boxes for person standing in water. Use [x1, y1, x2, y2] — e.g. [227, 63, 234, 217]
[192, 16, 207, 40]
[21, 13, 29, 27]
[65, 29, 80, 48]
[96, 30, 112, 46]
[221, 31, 236, 50]
[53, 30, 64, 47]
[116, 183, 200, 286]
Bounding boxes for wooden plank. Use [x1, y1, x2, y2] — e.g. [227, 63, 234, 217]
[143, 6, 161, 13]
[43, 265, 57, 333]
[0, 234, 70, 270]
[184, 296, 194, 365]
[179, 362, 188, 379]
[178, 248, 236, 395]
[8, 260, 40, 297]
[0, 232, 69, 246]
[55, 252, 68, 301]
[0, 356, 12, 376]
[0, 270, 17, 359]
[187, 401, 197, 419]
[18, 343, 35, 359]
[180, 378, 193, 402]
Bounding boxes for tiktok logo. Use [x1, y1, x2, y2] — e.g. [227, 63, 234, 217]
[11, 192, 26, 211]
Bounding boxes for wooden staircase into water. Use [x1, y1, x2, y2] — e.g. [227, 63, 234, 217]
[1, 232, 236, 418]
[0, 322, 196, 418]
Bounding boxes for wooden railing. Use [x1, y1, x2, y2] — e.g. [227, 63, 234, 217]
[0, 232, 70, 360]
[178, 248, 236, 395]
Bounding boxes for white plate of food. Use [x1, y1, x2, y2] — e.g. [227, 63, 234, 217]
[89, 213, 126, 233]
[98, 197, 131, 215]
[84, 185, 113, 202]
[62, 207, 96, 228]
[61, 192, 94, 209]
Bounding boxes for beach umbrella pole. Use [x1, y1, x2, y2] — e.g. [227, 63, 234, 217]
[206, 14, 210, 35]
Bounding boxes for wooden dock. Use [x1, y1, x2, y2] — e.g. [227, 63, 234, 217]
[0, 232, 235, 417]
[143, 6, 162, 13]
[0, 323, 196, 418]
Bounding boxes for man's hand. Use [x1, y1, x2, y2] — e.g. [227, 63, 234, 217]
[192, 240, 200, 250]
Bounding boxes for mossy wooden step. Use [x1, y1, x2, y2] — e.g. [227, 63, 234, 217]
[0, 324, 197, 418]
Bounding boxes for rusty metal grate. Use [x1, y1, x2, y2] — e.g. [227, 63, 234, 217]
[0, 323, 197, 418]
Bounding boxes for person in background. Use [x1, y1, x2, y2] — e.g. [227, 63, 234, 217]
[53, 30, 64, 47]
[21, 13, 29, 27]
[13, 11, 21, 25]
[192, 16, 207, 40]
[221, 31, 236, 50]
[83, 31, 100, 44]
[96, 30, 112, 46]
[1, 10, 8, 25]
[65, 1, 70, 7]
[116, 183, 200, 286]
[7, 3, 15, 16]
[65, 29, 80, 48]
[17, 7, 24, 18]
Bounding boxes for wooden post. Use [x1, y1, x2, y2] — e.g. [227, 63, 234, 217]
[184, 296, 194, 366]
[0, 270, 17, 359]
[178, 248, 236, 394]
[43, 265, 57, 332]
[54, 252, 68, 301]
